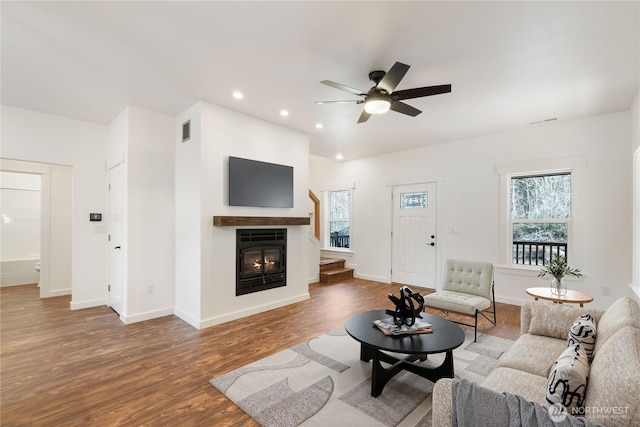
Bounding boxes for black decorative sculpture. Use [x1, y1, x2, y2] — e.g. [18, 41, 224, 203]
[386, 286, 425, 326]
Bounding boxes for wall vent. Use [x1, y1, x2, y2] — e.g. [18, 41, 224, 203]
[182, 120, 191, 143]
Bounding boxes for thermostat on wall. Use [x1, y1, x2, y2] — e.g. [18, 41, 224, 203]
[90, 213, 102, 222]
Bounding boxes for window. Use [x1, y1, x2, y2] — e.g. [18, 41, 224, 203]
[510, 172, 571, 266]
[327, 190, 351, 249]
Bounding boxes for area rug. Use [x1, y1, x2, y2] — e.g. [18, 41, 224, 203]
[210, 328, 513, 427]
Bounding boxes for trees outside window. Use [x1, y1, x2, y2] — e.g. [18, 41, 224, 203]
[510, 173, 571, 265]
[328, 190, 350, 249]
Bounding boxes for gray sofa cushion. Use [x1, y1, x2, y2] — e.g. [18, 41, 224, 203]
[594, 296, 640, 354]
[482, 366, 548, 404]
[584, 325, 640, 426]
[497, 333, 567, 377]
[528, 303, 603, 340]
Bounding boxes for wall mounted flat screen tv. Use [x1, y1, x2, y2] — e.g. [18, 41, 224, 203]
[228, 156, 294, 208]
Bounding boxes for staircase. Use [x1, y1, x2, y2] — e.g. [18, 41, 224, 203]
[319, 257, 354, 283]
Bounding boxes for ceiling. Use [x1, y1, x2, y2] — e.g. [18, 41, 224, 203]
[2, 1, 639, 161]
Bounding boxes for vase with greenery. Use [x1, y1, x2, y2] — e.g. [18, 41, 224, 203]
[538, 254, 582, 295]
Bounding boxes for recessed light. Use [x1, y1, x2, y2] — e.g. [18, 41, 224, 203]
[336, 154, 343, 160]
[315, 123, 323, 129]
[280, 110, 289, 117]
[232, 91, 243, 99]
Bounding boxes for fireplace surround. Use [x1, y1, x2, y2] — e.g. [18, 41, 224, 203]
[236, 229, 286, 296]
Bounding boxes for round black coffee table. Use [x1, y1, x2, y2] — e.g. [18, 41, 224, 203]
[345, 310, 465, 397]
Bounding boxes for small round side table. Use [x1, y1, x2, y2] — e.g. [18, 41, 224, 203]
[525, 287, 594, 307]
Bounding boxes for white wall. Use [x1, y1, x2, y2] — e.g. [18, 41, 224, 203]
[126, 107, 176, 322]
[107, 106, 176, 323]
[631, 91, 640, 153]
[1, 105, 108, 305]
[1, 172, 41, 261]
[631, 90, 640, 300]
[174, 104, 203, 326]
[0, 172, 41, 286]
[310, 111, 632, 309]
[175, 101, 310, 329]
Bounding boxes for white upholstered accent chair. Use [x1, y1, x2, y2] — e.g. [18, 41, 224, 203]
[423, 259, 496, 342]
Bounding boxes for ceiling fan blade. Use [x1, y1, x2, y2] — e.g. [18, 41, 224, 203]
[390, 101, 422, 117]
[392, 84, 452, 101]
[320, 80, 366, 96]
[315, 100, 362, 104]
[376, 62, 410, 94]
[357, 110, 372, 123]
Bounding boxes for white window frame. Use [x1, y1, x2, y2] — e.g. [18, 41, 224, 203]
[498, 157, 586, 275]
[321, 182, 355, 253]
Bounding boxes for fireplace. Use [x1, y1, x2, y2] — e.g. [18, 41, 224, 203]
[236, 229, 286, 296]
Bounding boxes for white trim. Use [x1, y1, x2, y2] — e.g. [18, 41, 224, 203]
[174, 307, 200, 329]
[321, 248, 355, 255]
[385, 177, 444, 187]
[324, 188, 353, 251]
[498, 159, 585, 270]
[496, 156, 588, 175]
[496, 295, 526, 306]
[356, 273, 389, 283]
[121, 307, 175, 324]
[45, 288, 71, 297]
[319, 181, 355, 191]
[199, 293, 310, 329]
[633, 150, 640, 289]
[70, 297, 107, 310]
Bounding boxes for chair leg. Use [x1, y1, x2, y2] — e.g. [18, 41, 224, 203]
[493, 300, 497, 324]
[474, 310, 478, 342]
[492, 282, 497, 324]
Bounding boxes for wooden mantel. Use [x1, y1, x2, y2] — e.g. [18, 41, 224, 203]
[213, 216, 311, 227]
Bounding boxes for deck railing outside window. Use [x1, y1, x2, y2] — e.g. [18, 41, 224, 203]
[512, 241, 567, 266]
[330, 234, 350, 248]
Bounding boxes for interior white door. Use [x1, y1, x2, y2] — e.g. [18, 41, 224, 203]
[108, 164, 124, 314]
[391, 183, 437, 288]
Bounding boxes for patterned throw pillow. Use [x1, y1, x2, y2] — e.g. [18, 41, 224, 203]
[567, 314, 597, 362]
[546, 343, 590, 415]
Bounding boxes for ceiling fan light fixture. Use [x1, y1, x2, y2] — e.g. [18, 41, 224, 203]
[364, 98, 391, 114]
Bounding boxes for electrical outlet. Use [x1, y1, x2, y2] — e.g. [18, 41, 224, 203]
[602, 286, 611, 296]
[147, 284, 154, 295]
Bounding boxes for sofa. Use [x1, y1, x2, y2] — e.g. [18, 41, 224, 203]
[432, 296, 640, 426]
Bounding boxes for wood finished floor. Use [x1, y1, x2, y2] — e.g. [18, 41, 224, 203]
[1, 280, 521, 426]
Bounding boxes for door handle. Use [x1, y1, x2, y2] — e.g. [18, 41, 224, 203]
[114, 246, 121, 249]
[429, 242, 435, 246]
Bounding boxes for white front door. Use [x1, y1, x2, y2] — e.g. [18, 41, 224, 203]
[391, 183, 437, 288]
[108, 164, 124, 314]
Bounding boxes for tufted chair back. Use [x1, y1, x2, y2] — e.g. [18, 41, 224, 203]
[442, 259, 494, 299]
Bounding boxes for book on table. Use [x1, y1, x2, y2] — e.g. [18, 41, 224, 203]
[373, 317, 433, 336]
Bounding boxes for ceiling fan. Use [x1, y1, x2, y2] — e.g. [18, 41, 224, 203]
[316, 61, 451, 123]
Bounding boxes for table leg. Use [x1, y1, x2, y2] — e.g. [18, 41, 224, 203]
[368, 349, 455, 397]
[359, 343, 376, 362]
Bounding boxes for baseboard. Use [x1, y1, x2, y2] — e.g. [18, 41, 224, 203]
[174, 307, 200, 329]
[308, 275, 319, 284]
[495, 295, 525, 306]
[0, 281, 35, 288]
[48, 288, 71, 297]
[121, 307, 174, 325]
[355, 273, 389, 283]
[70, 297, 107, 310]
[199, 293, 310, 329]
